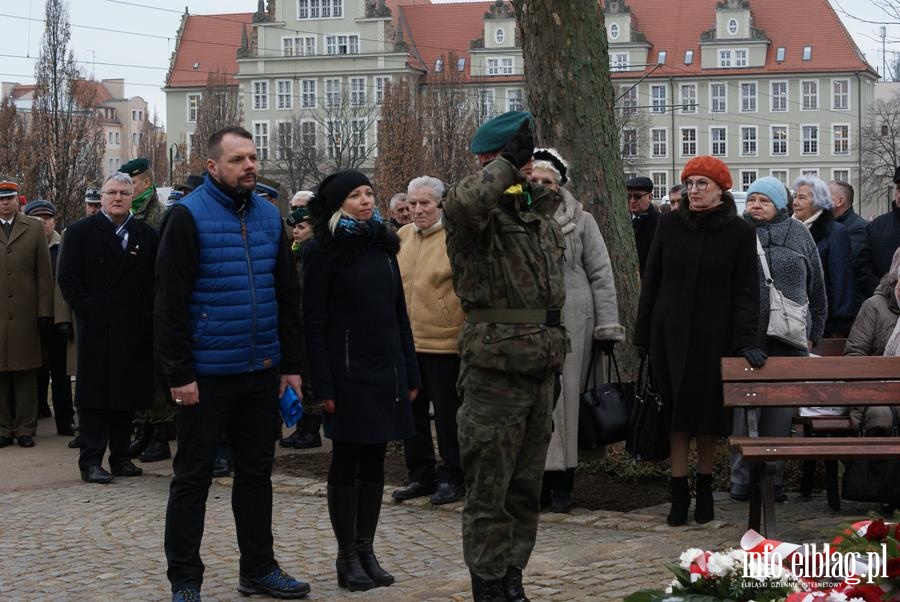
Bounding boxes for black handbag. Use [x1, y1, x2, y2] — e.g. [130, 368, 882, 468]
[842, 407, 900, 504]
[577, 349, 633, 450]
[625, 357, 670, 461]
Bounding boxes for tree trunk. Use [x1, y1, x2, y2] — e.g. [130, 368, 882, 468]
[511, 0, 640, 370]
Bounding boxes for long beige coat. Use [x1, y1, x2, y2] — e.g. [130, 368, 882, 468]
[545, 190, 624, 471]
[0, 213, 53, 371]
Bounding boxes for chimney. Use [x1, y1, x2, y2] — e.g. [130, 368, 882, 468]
[102, 78, 126, 99]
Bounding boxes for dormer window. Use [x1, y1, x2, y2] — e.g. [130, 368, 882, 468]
[684, 49, 694, 65]
[657, 51, 667, 65]
[728, 19, 738, 36]
[435, 58, 443, 72]
[495, 27, 505, 45]
[609, 23, 620, 40]
[457, 57, 466, 71]
[803, 45, 812, 60]
[776, 47, 786, 62]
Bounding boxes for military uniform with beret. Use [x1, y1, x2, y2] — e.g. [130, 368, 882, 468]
[120, 158, 166, 230]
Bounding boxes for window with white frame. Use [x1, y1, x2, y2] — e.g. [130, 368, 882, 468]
[283, 36, 316, 56]
[619, 85, 637, 114]
[132, 132, 138, 146]
[187, 94, 201, 122]
[350, 77, 366, 106]
[771, 126, 788, 156]
[741, 170, 757, 191]
[741, 126, 757, 156]
[651, 128, 667, 157]
[253, 80, 268, 110]
[718, 49, 732, 67]
[325, 78, 341, 107]
[301, 79, 316, 108]
[351, 119, 366, 160]
[802, 168, 819, 177]
[833, 124, 849, 154]
[680, 83, 696, 113]
[735, 49, 748, 67]
[771, 81, 787, 111]
[681, 127, 697, 157]
[115, 132, 120, 145]
[478, 89, 496, 122]
[487, 57, 515, 76]
[495, 27, 505, 45]
[771, 170, 788, 184]
[651, 172, 667, 200]
[802, 125, 819, 155]
[298, 0, 343, 19]
[108, 131, 113, 144]
[435, 58, 443, 72]
[253, 121, 269, 161]
[621, 128, 637, 157]
[833, 169, 850, 182]
[276, 80, 292, 109]
[711, 83, 726, 113]
[740, 82, 757, 112]
[507, 89, 524, 112]
[801, 80, 818, 110]
[300, 121, 316, 150]
[612, 53, 629, 72]
[375, 76, 390, 105]
[833, 79, 849, 110]
[457, 57, 466, 71]
[711, 127, 727, 156]
[276, 121, 292, 160]
[326, 120, 341, 159]
[651, 84, 667, 114]
[325, 34, 359, 55]
[609, 23, 620, 40]
[728, 19, 739, 35]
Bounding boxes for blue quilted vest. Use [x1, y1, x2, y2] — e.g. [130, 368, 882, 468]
[183, 177, 282, 375]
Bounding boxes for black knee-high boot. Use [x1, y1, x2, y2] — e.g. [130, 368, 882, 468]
[667, 476, 690, 526]
[355, 480, 394, 587]
[694, 473, 714, 524]
[327, 484, 375, 591]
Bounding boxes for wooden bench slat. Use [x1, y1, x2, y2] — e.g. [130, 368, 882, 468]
[724, 381, 900, 407]
[722, 356, 900, 381]
[729, 436, 899, 447]
[735, 445, 900, 460]
[810, 338, 847, 357]
[793, 416, 853, 432]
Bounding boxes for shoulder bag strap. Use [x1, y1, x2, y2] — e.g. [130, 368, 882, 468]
[583, 346, 598, 393]
[606, 351, 623, 385]
[755, 235, 774, 284]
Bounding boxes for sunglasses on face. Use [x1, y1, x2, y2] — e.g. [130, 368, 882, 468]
[627, 192, 649, 201]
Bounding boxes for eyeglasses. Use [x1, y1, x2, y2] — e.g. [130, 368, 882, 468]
[627, 192, 649, 200]
[683, 179, 711, 191]
[101, 190, 133, 197]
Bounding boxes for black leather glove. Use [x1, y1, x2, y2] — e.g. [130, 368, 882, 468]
[635, 345, 649, 360]
[57, 322, 73, 340]
[500, 119, 535, 169]
[38, 316, 53, 340]
[739, 346, 768, 369]
[593, 339, 616, 354]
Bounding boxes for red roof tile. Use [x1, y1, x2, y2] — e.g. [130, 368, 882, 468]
[166, 13, 254, 88]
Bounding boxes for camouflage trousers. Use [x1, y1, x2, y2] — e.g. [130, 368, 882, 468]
[457, 364, 554, 581]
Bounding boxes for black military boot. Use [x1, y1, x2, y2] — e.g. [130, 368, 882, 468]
[355, 480, 393, 587]
[694, 473, 715, 524]
[503, 567, 530, 602]
[327, 485, 374, 591]
[471, 572, 507, 602]
[293, 414, 322, 449]
[667, 476, 690, 526]
[139, 425, 172, 463]
[129, 423, 152, 458]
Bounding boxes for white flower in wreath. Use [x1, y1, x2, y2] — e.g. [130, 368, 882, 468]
[679, 548, 704, 569]
[664, 578, 680, 594]
[707, 551, 734, 577]
[826, 593, 848, 602]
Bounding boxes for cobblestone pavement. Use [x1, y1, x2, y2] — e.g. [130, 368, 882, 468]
[0, 422, 889, 601]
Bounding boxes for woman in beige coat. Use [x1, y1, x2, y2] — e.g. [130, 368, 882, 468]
[530, 149, 624, 512]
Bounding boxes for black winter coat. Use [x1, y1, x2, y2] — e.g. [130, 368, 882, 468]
[632, 203, 659, 276]
[57, 213, 158, 411]
[634, 199, 759, 436]
[808, 210, 856, 336]
[866, 204, 900, 284]
[302, 223, 419, 444]
[836, 208, 876, 306]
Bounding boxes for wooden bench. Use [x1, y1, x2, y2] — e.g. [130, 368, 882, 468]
[722, 356, 900, 537]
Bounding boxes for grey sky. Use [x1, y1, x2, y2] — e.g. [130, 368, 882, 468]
[0, 0, 897, 125]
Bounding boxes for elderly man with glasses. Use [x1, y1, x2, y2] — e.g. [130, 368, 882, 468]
[627, 176, 659, 275]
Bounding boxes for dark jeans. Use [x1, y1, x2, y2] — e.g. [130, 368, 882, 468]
[329, 440, 387, 486]
[164, 369, 279, 591]
[78, 408, 132, 470]
[401, 353, 463, 485]
[37, 330, 74, 434]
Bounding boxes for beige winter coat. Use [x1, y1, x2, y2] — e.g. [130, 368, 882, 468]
[0, 213, 53, 371]
[397, 219, 465, 354]
[545, 190, 624, 471]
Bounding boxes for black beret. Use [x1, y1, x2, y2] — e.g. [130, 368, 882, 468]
[626, 176, 654, 193]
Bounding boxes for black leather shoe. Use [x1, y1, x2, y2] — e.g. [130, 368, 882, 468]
[503, 567, 530, 602]
[139, 435, 171, 463]
[550, 490, 572, 514]
[0, 436, 13, 448]
[391, 480, 436, 501]
[238, 567, 310, 599]
[430, 482, 465, 505]
[17, 435, 35, 448]
[212, 456, 232, 477]
[67, 435, 81, 449]
[81, 465, 113, 484]
[111, 460, 143, 477]
[57, 426, 75, 436]
[129, 423, 152, 458]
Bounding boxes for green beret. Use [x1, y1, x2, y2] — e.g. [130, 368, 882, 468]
[119, 158, 150, 177]
[469, 111, 533, 154]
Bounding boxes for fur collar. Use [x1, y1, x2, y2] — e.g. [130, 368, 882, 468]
[553, 188, 579, 235]
[676, 195, 738, 232]
[804, 209, 834, 244]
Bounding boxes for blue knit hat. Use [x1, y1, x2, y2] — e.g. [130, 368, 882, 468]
[746, 176, 788, 211]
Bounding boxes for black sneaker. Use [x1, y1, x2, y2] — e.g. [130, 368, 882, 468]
[172, 586, 201, 602]
[238, 567, 310, 599]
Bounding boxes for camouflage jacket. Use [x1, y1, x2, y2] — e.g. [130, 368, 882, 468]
[443, 157, 568, 376]
[133, 191, 166, 231]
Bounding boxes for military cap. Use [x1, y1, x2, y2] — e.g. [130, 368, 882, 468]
[469, 111, 533, 154]
[626, 176, 654, 193]
[0, 180, 18, 199]
[894, 166, 900, 184]
[176, 174, 205, 193]
[84, 187, 102, 203]
[167, 189, 184, 203]
[119, 157, 150, 178]
[286, 206, 311, 227]
[255, 178, 280, 200]
[23, 199, 56, 217]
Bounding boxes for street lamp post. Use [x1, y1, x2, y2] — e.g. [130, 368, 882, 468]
[168, 143, 181, 186]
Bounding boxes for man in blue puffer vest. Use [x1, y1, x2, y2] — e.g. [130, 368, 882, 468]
[155, 126, 309, 602]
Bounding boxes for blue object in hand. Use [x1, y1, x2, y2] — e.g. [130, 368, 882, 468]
[280, 386, 304, 428]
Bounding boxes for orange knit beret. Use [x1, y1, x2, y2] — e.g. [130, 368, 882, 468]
[680, 156, 733, 191]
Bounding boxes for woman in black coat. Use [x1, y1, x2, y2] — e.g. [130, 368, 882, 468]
[303, 170, 419, 592]
[634, 156, 762, 527]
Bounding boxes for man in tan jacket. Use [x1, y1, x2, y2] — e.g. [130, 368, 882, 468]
[393, 176, 466, 505]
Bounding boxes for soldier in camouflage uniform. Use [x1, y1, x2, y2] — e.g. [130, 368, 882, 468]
[443, 112, 568, 602]
[118, 158, 174, 463]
